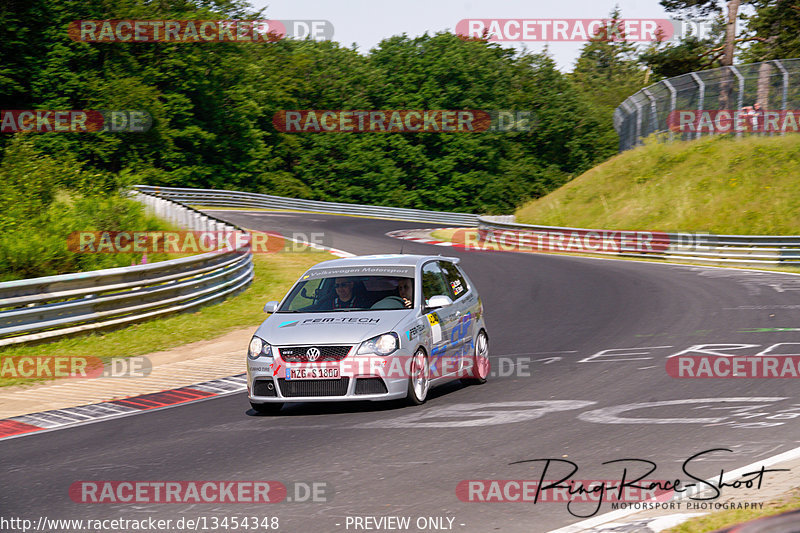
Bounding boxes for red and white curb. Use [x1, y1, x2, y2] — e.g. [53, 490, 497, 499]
[0, 233, 351, 444]
[0, 374, 247, 441]
[245, 227, 355, 258]
[385, 228, 458, 247]
[309, 243, 354, 258]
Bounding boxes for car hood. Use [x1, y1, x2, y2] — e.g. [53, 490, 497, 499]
[255, 310, 412, 346]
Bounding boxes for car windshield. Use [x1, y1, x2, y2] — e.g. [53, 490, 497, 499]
[278, 275, 415, 313]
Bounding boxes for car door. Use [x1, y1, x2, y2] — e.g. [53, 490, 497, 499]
[421, 261, 459, 378]
[438, 260, 474, 372]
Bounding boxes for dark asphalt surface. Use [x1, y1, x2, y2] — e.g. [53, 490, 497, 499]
[3, 211, 800, 533]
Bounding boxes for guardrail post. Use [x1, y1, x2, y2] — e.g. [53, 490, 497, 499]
[729, 66, 744, 137]
[663, 79, 677, 142]
[633, 96, 644, 145]
[643, 88, 658, 139]
[774, 60, 789, 135]
[690, 72, 705, 140]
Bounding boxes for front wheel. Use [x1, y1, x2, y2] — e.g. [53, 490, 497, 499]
[250, 401, 284, 415]
[406, 348, 430, 405]
[461, 330, 489, 385]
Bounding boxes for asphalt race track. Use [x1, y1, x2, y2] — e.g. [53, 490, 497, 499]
[3, 211, 800, 533]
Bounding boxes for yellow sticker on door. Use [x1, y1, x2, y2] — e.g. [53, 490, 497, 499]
[427, 313, 442, 343]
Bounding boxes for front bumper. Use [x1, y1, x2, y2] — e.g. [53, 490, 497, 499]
[247, 354, 410, 403]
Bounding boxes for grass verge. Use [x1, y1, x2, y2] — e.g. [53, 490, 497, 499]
[665, 488, 800, 532]
[0, 249, 335, 388]
[515, 134, 800, 235]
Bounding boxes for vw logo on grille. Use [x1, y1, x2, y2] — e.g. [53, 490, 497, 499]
[305, 347, 321, 361]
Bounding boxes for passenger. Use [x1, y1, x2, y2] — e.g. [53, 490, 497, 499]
[397, 277, 414, 309]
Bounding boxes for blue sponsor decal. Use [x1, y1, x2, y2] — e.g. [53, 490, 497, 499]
[279, 320, 299, 328]
[430, 345, 447, 374]
[450, 313, 472, 343]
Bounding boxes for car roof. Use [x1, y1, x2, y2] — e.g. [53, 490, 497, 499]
[306, 254, 459, 271]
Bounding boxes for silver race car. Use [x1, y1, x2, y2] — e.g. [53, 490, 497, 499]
[247, 254, 489, 414]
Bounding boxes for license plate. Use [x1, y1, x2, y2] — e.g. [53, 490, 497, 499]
[285, 367, 340, 380]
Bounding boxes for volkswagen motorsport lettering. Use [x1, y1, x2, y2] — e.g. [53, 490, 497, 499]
[301, 265, 416, 279]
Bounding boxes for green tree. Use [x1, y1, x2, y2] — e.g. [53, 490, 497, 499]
[570, 9, 652, 157]
[740, 0, 800, 62]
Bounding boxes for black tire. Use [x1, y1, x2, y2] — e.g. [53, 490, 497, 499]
[406, 348, 430, 405]
[461, 329, 489, 385]
[250, 401, 284, 415]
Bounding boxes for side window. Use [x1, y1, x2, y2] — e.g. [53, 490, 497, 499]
[439, 261, 469, 300]
[285, 279, 324, 311]
[421, 262, 450, 304]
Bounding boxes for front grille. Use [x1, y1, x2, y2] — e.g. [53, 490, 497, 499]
[277, 377, 350, 397]
[278, 345, 352, 362]
[253, 379, 277, 397]
[354, 377, 388, 395]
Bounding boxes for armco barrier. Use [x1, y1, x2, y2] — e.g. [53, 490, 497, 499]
[0, 192, 254, 347]
[477, 216, 800, 266]
[134, 185, 480, 226]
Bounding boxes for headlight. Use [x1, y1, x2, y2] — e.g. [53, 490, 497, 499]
[248, 336, 272, 360]
[357, 332, 399, 356]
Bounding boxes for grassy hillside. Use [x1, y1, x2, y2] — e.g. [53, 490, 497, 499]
[515, 134, 800, 235]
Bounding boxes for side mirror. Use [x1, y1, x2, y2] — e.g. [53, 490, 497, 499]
[426, 294, 453, 309]
[263, 301, 279, 314]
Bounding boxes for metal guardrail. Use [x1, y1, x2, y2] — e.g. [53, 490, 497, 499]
[614, 58, 800, 151]
[0, 192, 254, 347]
[478, 216, 800, 266]
[134, 185, 481, 226]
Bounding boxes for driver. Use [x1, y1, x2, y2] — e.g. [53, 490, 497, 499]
[333, 278, 367, 309]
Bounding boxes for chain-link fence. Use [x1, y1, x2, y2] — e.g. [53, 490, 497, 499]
[614, 58, 800, 151]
